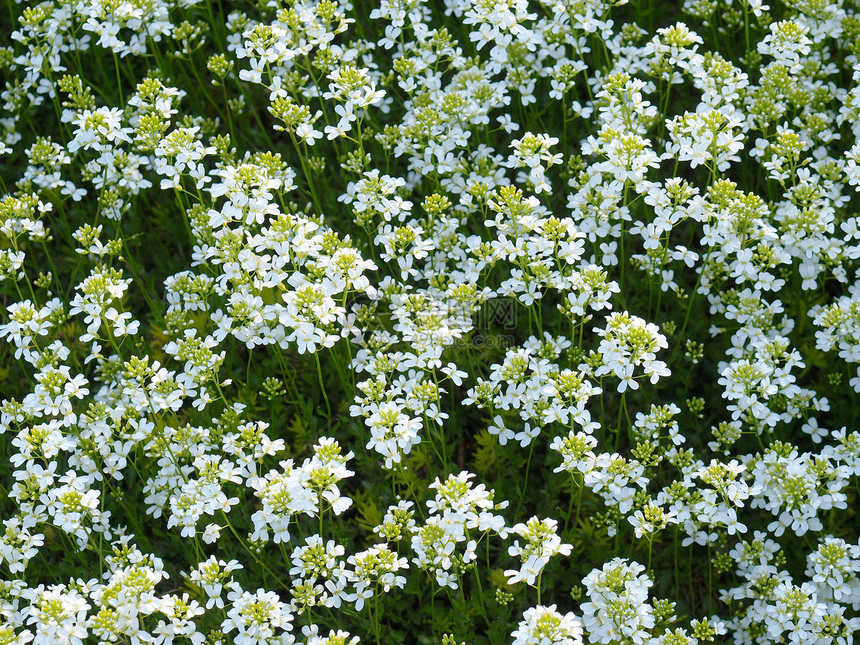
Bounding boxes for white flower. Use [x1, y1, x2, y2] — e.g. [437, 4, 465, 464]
[25, 584, 91, 645]
[513, 604, 583, 645]
[505, 517, 572, 586]
[581, 559, 655, 645]
[593, 312, 669, 392]
[222, 586, 293, 645]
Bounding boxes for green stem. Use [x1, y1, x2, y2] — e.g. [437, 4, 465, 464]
[314, 350, 332, 423]
[515, 439, 538, 517]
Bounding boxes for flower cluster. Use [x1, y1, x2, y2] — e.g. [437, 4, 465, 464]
[1, 0, 860, 643]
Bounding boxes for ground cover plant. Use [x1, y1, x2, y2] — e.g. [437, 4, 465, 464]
[1, 0, 860, 643]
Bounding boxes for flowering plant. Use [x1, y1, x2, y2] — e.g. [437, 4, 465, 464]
[1, 1, 860, 644]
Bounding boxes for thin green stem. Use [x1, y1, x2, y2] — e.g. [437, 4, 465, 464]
[314, 350, 332, 422]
